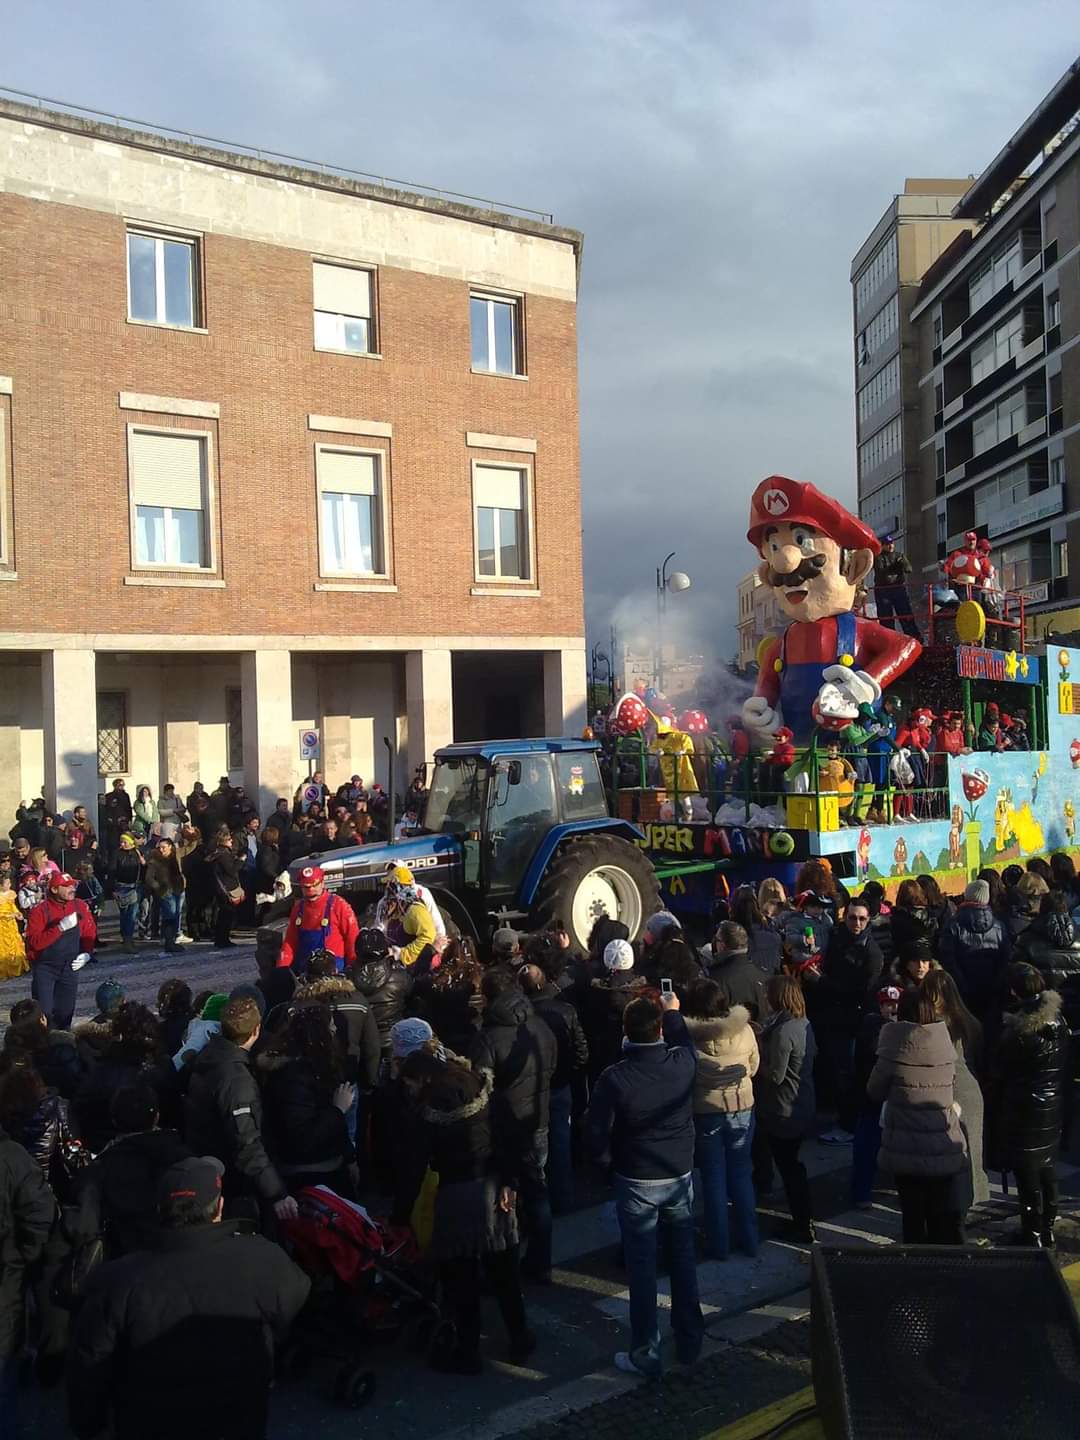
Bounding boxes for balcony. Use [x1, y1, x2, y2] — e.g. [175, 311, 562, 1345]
[986, 481, 1064, 539]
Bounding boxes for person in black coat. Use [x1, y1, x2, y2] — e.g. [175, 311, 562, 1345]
[209, 831, 243, 948]
[73, 1003, 175, 1154]
[581, 939, 647, 1087]
[185, 996, 295, 1221]
[804, 897, 882, 1139]
[350, 928, 412, 1054]
[701, 922, 766, 1019]
[991, 963, 1070, 1247]
[67, 1155, 310, 1440]
[729, 891, 783, 975]
[290, 951, 381, 1092]
[889, 878, 938, 957]
[257, 1006, 356, 1195]
[469, 970, 557, 1283]
[0, 1122, 55, 1395]
[938, 879, 1011, 1024]
[518, 963, 588, 1214]
[3, 997, 83, 1098]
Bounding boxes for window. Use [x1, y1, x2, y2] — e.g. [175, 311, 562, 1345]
[470, 292, 523, 375]
[859, 475, 902, 537]
[1058, 540, 1069, 580]
[316, 446, 386, 576]
[1051, 455, 1065, 489]
[129, 428, 210, 569]
[971, 384, 1043, 456]
[973, 464, 1048, 529]
[856, 355, 900, 426]
[226, 686, 243, 771]
[473, 464, 530, 581]
[313, 262, 375, 355]
[1047, 291, 1060, 328]
[127, 229, 199, 328]
[967, 227, 1039, 315]
[856, 295, 898, 366]
[936, 506, 947, 546]
[97, 692, 128, 775]
[857, 415, 902, 481]
[999, 536, 1051, 589]
[855, 233, 898, 311]
[555, 752, 607, 820]
[969, 308, 1025, 385]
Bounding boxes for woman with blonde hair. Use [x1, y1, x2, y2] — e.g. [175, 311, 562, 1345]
[756, 877, 789, 923]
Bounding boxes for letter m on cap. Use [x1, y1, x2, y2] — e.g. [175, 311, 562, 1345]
[763, 487, 789, 516]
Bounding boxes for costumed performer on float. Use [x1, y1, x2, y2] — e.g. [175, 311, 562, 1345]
[741, 476, 922, 749]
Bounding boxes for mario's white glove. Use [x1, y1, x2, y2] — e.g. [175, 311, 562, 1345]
[742, 696, 782, 748]
[818, 665, 881, 712]
[58, 912, 79, 932]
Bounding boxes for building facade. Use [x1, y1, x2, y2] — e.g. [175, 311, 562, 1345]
[908, 61, 1080, 622]
[735, 570, 782, 674]
[0, 98, 587, 822]
[850, 180, 974, 559]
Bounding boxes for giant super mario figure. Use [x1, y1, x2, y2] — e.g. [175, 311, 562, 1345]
[742, 476, 922, 746]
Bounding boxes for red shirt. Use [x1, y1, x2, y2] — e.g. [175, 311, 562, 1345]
[25, 895, 97, 965]
[278, 892, 360, 969]
[755, 615, 921, 709]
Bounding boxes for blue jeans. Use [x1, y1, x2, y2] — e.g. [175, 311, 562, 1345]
[159, 892, 181, 948]
[0, 1352, 18, 1440]
[115, 885, 139, 941]
[547, 1085, 574, 1214]
[694, 1109, 759, 1258]
[520, 1129, 552, 1277]
[851, 1107, 882, 1206]
[614, 1172, 704, 1370]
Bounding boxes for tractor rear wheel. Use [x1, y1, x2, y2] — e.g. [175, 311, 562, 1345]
[531, 834, 661, 950]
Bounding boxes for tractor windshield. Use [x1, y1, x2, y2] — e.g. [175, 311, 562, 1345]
[421, 757, 488, 836]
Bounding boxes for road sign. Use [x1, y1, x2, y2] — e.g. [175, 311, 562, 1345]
[300, 729, 320, 760]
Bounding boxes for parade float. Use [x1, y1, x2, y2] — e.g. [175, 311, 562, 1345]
[600, 475, 1080, 919]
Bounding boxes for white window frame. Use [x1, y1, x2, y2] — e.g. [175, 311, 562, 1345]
[125, 226, 201, 330]
[470, 290, 525, 377]
[471, 459, 536, 585]
[314, 442, 392, 580]
[0, 404, 10, 567]
[126, 423, 216, 573]
[311, 260, 378, 357]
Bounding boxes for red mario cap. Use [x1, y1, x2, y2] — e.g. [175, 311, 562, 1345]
[299, 865, 325, 886]
[747, 476, 881, 554]
[49, 872, 76, 890]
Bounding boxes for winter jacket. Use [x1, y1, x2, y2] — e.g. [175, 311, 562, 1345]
[867, 1020, 966, 1178]
[1013, 912, 1080, 1030]
[703, 948, 766, 1019]
[142, 849, 184, 898]
[258, 1055, 351, 1176]
[808, 926, 883, 1030]
[67, 1221, 310, 1440]
[586, 1012, 697, 1179]
[185, 1035, 287, 1204]
[866, 907, 895, 975]
[530, 984, 589, 1091]
[25, 893, 96, 966]
[74, 1055, 173, 1156]
[4, 1027, 84, 1098]
[684, 1007, 759, 1114]
[277, 892, 360, 969]
[755, 1011, 817, 1140]
[64, 1127, 192, 1257]
[991, 989, 1070, 1171]
[745, 923, 783, 975]
[0, 1128, 55, 1359]
[351, 955, 412, 1051]
[583, 972, 648, 1086]
[852, 1011, 888, 1114]
[290, 974, 381, 1090]
[469, 988, 558, 1140]
[938, 902, 1010, 1016]
[399, 900, 437, 967]
[110, 848, 143, 887]
[6, 1089, 76, 1188]
[889, 905, 937, 957]
[256, 841, 283, 892]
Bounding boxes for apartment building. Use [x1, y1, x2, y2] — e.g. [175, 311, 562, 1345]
[735, 570, 782, 673]
[909, 60, 1080, 616]
[850, 180, 974, 561]
[0, 96, 587, 822]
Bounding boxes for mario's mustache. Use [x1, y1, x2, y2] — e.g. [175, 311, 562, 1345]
[768, 553, 828, 588]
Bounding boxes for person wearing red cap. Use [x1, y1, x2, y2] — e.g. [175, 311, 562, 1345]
[743, 476, 922, 746]
[975, 537, 1002, 614]
[24, 871, 97, 1029]
[277, 865, 360, 975]
[943, 531, 983, 596]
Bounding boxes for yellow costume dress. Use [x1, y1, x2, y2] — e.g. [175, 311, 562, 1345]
[0, 889, 28, 978]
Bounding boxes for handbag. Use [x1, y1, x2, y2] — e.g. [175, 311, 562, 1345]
[409, 1166, 439, 1253]
[227, 886, 245, 906]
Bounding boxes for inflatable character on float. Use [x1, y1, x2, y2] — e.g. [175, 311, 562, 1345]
[741, 476, 923, 748]
[943, 531, 983, 598]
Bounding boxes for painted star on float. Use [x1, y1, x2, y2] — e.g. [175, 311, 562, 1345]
[1004, 650, 1019, 680]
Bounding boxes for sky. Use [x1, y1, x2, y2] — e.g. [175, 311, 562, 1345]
[4, 2, 1070, 663]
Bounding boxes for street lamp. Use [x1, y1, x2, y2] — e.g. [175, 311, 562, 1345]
[656, 552, 692, 693]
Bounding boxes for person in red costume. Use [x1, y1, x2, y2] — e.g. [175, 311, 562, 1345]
[25, 870, 97, 1029]
[943, 531, 983, 596]
[277, 864, 360, 974]
[896, 707, 936, 819]
[937, 710, 970, 760]
[742, 476, 922, 746]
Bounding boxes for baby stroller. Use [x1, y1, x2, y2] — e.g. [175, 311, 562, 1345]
[279, 1185, 444, 1408]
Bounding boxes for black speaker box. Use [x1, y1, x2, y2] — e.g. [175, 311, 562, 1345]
[810, 1245, 1080, 1439]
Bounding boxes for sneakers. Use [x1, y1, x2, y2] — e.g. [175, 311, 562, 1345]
[175, 933, 194, 945]
[819, 1129, 853, 1145]
[614, 1349, 660, 1380]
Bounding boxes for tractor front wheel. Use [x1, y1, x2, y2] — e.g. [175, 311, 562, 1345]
[531, 835, 661, 950]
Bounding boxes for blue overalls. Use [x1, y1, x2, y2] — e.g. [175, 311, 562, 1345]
[775, 611, 858, 746]
[292, 892, 337, 976]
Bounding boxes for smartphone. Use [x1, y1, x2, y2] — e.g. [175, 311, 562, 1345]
[660, 978, 673, 995]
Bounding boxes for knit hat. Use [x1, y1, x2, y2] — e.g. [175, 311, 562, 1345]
[965, 879, 991, 905]
[642, 910, 681, 946]
[229, 983, 267, 1019]
[200, 993, 230, 1022]
[603, 938, 635, 972]
[492, 926, 522, 957]
[391, 1017, 435, 1059]
[94, 979, 125, 1016]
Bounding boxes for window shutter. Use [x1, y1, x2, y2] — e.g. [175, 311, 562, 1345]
[131, 432, 205, 509]
[474, 466, 523, 510]
[319, 450, 377, 496]
[313, 263, 372, 318]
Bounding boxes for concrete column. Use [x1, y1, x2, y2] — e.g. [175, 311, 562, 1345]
[318, 662, 353, 790]
[42, 649, 99, 817]
[406, 649, 453, 778]
[544, 648, 588, 738]
[241, 650, 294, 819]
[165, 718, 200, 798]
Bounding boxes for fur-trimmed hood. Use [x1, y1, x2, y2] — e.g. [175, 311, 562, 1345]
[684, 1007, 751, 1048]
[1003, 987, 1063, 1036]
[293, 975, 355, 1001]
[73, 1018, 115, 1050]
[421, 1065, 491, 1126]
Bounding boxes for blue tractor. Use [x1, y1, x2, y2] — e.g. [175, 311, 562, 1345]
[288, 739, 662, 950]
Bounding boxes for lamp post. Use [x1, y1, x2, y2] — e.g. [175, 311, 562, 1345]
[590, 643, 611, 713]
[656, 552, 691, 693]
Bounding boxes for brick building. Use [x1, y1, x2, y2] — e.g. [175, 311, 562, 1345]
[0, 96, 587, 822]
